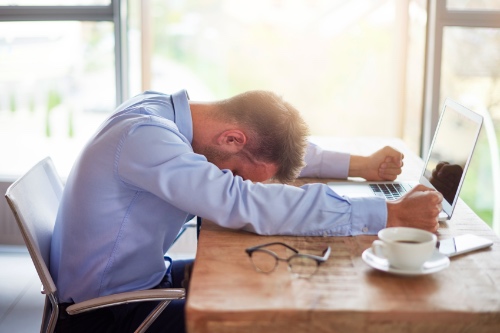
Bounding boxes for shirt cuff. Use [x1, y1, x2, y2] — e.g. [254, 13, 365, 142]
[300, 142, 350, 179]
[348, 196, 387, 235]
[319, 149, 350, 179]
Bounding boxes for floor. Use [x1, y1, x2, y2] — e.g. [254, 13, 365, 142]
[0, 245, 44, 333]
[0, 227, 197, 333]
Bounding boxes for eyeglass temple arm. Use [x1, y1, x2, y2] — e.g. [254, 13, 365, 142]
[246, 243, 331, 262]
[245, 242, 300, 254]
[301, 246, 331, 262]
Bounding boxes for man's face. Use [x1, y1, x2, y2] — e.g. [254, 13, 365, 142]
[200, 145, 278, 182]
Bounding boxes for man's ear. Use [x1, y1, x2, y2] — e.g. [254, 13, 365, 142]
[217, 129, 247, 153]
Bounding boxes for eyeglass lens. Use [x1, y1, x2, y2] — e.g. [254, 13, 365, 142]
[250, 249, 320, 277]
[250, 249, 278, 273]
[288, 256, 319, 277]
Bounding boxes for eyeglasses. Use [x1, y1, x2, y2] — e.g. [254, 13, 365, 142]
[245, 242, 331, 278]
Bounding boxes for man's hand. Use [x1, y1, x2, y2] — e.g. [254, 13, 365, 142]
[349, 146, 404, 181]
[386, 185, 443, 233]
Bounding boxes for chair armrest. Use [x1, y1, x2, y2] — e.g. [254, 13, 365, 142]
[66, 288, 185, 315]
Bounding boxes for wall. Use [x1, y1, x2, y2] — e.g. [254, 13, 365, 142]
[0, 181, 24, 245]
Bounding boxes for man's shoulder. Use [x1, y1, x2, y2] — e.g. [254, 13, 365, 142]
[105, 113, 178, 134]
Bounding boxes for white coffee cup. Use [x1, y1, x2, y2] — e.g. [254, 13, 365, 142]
[372, 227, 437, 270]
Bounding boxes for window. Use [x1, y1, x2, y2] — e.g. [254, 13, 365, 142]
[0, 0, 127, 177]
[133, 0, 427, 152]
[5, 0, 496, 233]
[423, 0, 500, 232]
[0, 0, 110, 5]
[447, 0, 500, 10]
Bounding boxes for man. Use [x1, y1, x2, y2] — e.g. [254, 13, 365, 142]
[50, 90, 442, 333]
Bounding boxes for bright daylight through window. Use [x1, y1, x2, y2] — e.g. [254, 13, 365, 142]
[0, 21, 115, 176]
[0, 0, 499, 230]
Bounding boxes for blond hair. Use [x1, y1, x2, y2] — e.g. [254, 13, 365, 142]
[214, 91, 309, 183]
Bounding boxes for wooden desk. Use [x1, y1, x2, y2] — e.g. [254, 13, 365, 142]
[186, 137, 500, 333]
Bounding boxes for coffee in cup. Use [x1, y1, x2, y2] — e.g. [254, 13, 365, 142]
[372, 227, 437, 270]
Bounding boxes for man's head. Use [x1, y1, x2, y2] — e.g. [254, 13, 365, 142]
[192, 90, 309, 183]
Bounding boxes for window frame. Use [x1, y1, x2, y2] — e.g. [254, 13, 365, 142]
[422, 0, 500, 234]
[422, 0, 500, 155]
[0, 0, 129, 105]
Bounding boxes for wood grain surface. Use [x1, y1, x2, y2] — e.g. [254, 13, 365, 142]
[186, 137, 500, 333]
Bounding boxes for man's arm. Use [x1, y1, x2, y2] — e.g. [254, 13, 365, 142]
[299, 141, 350, 179]
[349, 146, 404, 181]
[386, 185, 443, 232]
[300, 142, 404, 181]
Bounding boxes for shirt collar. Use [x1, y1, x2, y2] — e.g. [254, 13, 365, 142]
[171, 90, 193, 143]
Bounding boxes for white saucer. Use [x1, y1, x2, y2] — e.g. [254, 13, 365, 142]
[362, 248, 450, 276]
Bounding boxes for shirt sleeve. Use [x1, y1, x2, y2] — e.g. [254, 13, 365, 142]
[116, 123, 387, 236]
[299, 141, 350, 179]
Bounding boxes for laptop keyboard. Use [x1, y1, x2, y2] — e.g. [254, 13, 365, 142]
[369, 183, 409, 200]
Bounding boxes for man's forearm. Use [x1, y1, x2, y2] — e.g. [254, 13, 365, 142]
[348, 155, 369, 178]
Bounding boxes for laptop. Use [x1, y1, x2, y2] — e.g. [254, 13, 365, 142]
[328, 98, 483, 221]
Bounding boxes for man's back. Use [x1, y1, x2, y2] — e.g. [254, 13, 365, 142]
[50, 91, 194, 303]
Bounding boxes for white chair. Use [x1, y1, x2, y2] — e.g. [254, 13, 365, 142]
[5, 157, 185, 333]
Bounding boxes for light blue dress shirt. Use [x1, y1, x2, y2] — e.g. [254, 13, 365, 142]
[50, 90, 387, 303]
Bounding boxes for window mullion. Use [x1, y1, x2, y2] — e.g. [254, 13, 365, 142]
[0, 5, 114, 22]
[443, 9, 500, 28]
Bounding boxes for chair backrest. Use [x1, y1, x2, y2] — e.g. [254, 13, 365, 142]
[5, 157, 63, 295]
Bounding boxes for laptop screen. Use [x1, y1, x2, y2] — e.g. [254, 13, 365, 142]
[422, 100, 483, 209]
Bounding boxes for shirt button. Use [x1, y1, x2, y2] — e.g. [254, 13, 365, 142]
[362, 227, 368, 233]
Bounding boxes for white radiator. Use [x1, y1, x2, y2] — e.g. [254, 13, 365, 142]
[0, 181, 24, 245]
